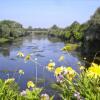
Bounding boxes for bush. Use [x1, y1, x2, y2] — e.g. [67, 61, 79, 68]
[65, 31, 71, 39]
[0, 78, 43, 100]
[0, 38, 10, 43]
[0, 78, 20, 100]
[74, 31, 83, 40]
[62, 43, 79, 51]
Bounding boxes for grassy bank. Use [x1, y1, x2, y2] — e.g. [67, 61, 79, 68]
[0, 38, 11, 43]
[62, 43, 80, 51]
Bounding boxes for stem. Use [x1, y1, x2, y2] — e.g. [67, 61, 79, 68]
[31, 59, 42, 84]
[92, 51, 100, 63]
[35, 61, 38, 84]
[43, 66, 45, 87]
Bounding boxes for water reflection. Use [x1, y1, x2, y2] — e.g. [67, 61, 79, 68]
[0, 34, 80, 90]
[0, 43, 12, 57]
[48, 36, 62, 43]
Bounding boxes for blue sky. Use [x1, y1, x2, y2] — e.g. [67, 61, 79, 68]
[0, 0, 100, 28]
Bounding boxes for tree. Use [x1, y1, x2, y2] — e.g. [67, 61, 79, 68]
[27, 26, 33, 31]
[0, 20, 26, 39]
[51, 25, 59, 30]
[65, 31, 71, 39]
[70, 21, 80, 33]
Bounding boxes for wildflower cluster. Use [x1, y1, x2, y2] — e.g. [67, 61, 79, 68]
[46, 55, 100, 99]
[16, 51, 53, 100]
[47, 56, 76, 83]
[1, 51, 99, 100]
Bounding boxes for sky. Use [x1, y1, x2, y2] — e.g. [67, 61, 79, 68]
[0, 0, 100, 28]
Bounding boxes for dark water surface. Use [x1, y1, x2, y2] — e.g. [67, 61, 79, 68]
[0, 34, 80, 91]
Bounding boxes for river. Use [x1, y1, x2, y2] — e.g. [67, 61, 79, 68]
[0, 34, 80, 92]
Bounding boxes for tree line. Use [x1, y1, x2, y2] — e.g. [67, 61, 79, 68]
[0, 7, 100, 62]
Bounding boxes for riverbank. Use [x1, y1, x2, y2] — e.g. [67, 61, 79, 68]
[0, 38, 11, 43]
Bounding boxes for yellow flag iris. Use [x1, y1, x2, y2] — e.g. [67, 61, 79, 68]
[27, 81, 35, 88]
[86, 63, 100, 79]
[55, 67, 64, 76]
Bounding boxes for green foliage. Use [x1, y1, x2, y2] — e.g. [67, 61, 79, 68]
[0, 24, 10, 38]
[10, 28, 25, 38]
[82, 7, 100, 59]
[76, 74, 100, 100]
[0, 78, 43, 100]
[70, 21, 80, 33]
[47, 60, 100, 100]
[57, 75, 100, 100]
[74, 31, 83, 40]
[48, 7, 100, 46]
[85, 7, 100, 41]
[90, 7, 100, 25]
[22, 88, 42, 100]
[51, 25, 59, 30]
[65, 31, 71, 39]
[0, 79, 20, 100]
[62, 43, 79, 51]
[49, 22, 84, 42]
[0, 38, 10, 43]
[0, 20, 26, 42]
[0, 20, 22, 28]
[69, 21, 84, 41]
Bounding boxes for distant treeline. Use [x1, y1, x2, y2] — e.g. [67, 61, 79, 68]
[31, 7, 100, 44]
[32, 7, 100, 61]
[0, 7, 100, 62]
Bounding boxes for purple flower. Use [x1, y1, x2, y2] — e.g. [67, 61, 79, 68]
[56, 74, 64, 83]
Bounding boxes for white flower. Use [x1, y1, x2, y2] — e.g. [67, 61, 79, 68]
[20, 90, 26, 96]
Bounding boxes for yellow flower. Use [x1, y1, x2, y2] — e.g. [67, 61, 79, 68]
[80, 66, 85, 70]
[66, 67, 73, 71]
[86, 63, 100, 78]
[5, 78, 15, 84]
[47, 61, 55, 71]
[17, 51, 24, 57]
[18, 69, 24, 75]
[64, 67, 76, 81]
[59, 55, 64, 61]
[27, 81, 35, 88]
[24, 54, 31, 61]
[55, 67, 64, 76]
[66, 73, 75, 81]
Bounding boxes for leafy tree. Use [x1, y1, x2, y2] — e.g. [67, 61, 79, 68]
[70, 21, 80, 33]
[0, 24, 10, 38]
[74, 31, 83, 40]
[65, 31, 71, 39]
[51, 25, 59, 30]
[82, 7, 100, 61]
[0, 20, 26, 41]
